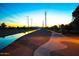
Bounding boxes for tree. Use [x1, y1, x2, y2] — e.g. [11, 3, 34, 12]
[71, 5, 79, 31]
[59, 24, 65, 29]
[51, 25, 59, 31]
[1, 23, 7, 28]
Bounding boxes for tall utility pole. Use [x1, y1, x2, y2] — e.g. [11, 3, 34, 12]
[45, 11, 47, 27]
[42, 20, 44, 28]
[27, 16, 29, 28]
[30, 18, 32, 27]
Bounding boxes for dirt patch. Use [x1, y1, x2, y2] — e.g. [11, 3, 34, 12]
[50, 42, 79, 56]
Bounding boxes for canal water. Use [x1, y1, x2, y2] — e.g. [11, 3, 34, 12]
[0, 29, 38, 50]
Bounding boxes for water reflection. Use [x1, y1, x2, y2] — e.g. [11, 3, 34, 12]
[0, 29, 38, 50]
[0, 33, 25, 50]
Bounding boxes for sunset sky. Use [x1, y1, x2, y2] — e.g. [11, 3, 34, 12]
[0, 3, 78, 27]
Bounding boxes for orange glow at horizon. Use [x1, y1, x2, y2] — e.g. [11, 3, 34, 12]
[6, 22, 27, 27]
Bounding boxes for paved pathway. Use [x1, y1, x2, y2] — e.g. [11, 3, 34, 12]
[34, 31, 67, 56]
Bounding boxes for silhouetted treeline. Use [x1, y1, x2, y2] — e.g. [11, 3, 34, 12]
[45, 24, 72, 33]
[0, 23, 38, 29]
[70, 6, 79, 31]
[69, 5, 79, 34]
[0, 23, 39, 37]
